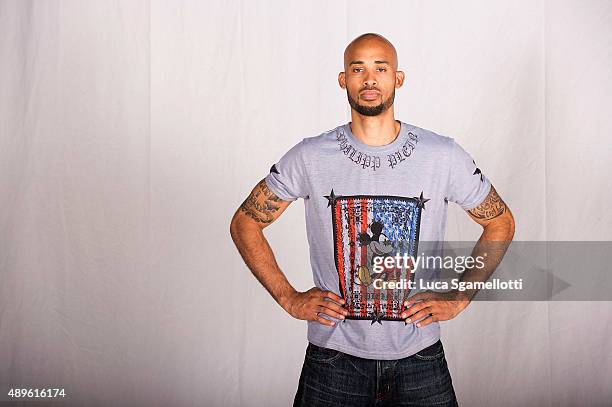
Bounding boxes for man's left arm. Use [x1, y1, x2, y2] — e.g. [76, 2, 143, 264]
[402, 185, 515, 327]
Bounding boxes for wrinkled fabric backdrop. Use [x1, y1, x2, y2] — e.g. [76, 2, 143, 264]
[1, 0, 611, 406]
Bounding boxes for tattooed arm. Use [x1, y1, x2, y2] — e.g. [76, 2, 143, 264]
[230, 179, 294, 306]
[459, 185, 516, 301]
[403, 185, 515, 327]
[229, 179, 348, 326]
[236, 179, 291, 225]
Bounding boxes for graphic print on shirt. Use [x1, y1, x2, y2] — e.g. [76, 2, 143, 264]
[472, 159, 483, 181]
[335, 129, 419, 171]
[325, 190, 429, 324]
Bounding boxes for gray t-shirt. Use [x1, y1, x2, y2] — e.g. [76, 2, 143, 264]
[264, 120, 491, 360]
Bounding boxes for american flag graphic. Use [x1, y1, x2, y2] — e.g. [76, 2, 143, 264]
[328, 192, 425, 323]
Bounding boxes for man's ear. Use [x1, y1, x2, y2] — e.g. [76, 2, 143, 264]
[395, 70, 405, 88]
[338, 72, 346, 89]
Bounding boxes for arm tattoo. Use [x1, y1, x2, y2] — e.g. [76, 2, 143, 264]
[468, 186, 507, 220]
[239, 179, 283, 224]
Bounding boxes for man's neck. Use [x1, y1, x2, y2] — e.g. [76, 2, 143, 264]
[348, 109, 400, 147]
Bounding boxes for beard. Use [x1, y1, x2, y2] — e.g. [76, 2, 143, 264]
[347, 88, 395, 116]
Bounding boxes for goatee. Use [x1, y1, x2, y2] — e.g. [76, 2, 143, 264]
[347, 89, 395, 116]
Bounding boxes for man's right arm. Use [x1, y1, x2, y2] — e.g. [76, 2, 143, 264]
[229, 179, 347, 326]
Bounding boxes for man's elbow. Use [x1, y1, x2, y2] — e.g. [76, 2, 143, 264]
[484, 208, 515, 241]
[230, 210, 260, 243]
[497, 208, 515, 240]
[506, 212, 515, 241]
[229, 210, 244, 243]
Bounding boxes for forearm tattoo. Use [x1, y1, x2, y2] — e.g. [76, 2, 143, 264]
[239, 179, 283, 223]
[468, 186, 507, 220]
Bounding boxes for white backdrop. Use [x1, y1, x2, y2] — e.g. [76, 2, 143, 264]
[1, 1, 611, 406]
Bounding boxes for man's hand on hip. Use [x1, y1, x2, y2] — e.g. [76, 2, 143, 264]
[401, 290, 471, 328]
[284, 288, 348, 327]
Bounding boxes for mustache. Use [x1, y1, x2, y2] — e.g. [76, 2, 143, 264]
[360, 86, 381, 92]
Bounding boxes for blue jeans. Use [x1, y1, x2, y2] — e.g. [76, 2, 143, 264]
[293, 339, 459, 406]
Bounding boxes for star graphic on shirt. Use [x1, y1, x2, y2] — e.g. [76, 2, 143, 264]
[269, 164, 279, 174]
[413, 191, 430, 210]
[370, 310, 384, 325]
[472, 160, 483, 181]
[324, 189, 337, 208]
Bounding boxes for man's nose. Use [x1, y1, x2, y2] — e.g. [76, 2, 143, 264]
[364, 71, 377, 87]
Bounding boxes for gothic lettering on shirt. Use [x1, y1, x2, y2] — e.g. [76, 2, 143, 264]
[336, 132, 381, 171]
[388, 132, 418, 169]
[336, 130, 418, 170]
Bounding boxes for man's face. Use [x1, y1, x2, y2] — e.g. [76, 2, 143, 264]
[339, 38, 404, 116]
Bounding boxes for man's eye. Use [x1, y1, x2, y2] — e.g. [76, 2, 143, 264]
[377, 68, 387, 72]
[353, 68, 363, 72]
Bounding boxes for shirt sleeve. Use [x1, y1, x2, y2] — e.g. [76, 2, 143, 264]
[264, 140, 309, 202]
[446, 139, 492, 210]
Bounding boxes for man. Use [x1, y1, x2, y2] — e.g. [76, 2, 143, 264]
[230, 33, 515, 406]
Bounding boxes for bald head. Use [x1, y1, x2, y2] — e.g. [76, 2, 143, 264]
[339, 33, 404, 117]
[343, 33, 398, 71]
